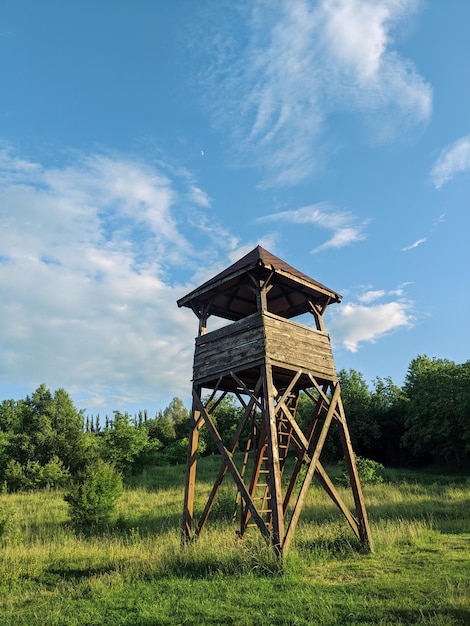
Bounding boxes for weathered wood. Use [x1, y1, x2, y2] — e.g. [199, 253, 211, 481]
[181, 391, 202, 543]
[193, 311, 337, 385]
[282, 388, 325, 515]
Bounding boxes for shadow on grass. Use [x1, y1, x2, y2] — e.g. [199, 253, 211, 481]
[300, 484, 469, 535]
[385, 607, 470, 625]
[23, 565, 117, 589]
[294, 534, 362, 560]
[368, 497, 470, 534]
[62, 508, 182, 541]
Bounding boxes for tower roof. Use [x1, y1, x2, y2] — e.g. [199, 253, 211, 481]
[177, 245, 342, 321]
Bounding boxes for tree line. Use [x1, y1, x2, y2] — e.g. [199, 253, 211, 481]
[0, 354, 468, 492]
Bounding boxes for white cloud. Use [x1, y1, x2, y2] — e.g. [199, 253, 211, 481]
[256, 202, 368, 252]
[358, 290, 386, 304]
[189, 185, 212, 208]
[312, 226, 367, 253]
[202, 0, 431, 187]
[0, 147, 235, 413]
[401, 237, 426, 251]
[430, 133, 470, 189]
[329, 301, 412, 352]
[328, 285, 413, 351]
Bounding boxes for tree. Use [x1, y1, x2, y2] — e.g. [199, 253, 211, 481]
[0, 385, 86, 485]
[101, 411, 149, 474]
[369, 376, 406, 465]
[163, 397, 190, 440]
[401, 355, 470, 464]
[48, 388, 87, 473]
[145, 411, 176, 446]
[64, 459, 122, 527]
[338, 369, 379, 457]
[17, 384, 55, 466]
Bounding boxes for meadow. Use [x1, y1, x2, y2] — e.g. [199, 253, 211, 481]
[0, 458, 469, 626]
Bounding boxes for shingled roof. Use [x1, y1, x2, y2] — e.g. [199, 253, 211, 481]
[177, 245, 342, 321]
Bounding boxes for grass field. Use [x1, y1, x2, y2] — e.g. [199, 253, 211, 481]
[0, 458, 469, 625]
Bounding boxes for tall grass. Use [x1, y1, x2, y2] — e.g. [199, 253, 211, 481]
[0, 461, 469, 625]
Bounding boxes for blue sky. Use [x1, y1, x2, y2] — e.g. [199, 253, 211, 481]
[0, 0, 469, 417]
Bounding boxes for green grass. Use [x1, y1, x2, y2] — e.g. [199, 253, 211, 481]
[0, 460, 469, 625]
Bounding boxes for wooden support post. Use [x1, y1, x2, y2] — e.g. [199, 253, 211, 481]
[196, 384, 260, 538]
[336, 393, 374, 553]
[192, 390, 271, 541]
[181, 386, 202, 544]
[282, 386, 325, 514]
[282, 382, 340, 554]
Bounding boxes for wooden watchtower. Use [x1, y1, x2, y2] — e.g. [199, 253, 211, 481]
[177, 246, 373, 556]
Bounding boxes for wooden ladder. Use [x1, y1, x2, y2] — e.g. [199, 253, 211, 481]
[241, 405, 295, 533]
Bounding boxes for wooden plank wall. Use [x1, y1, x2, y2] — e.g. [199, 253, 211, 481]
[193, 313, 265, 382]
[263, 312, 336, 381]
[193, 311, 336, 384]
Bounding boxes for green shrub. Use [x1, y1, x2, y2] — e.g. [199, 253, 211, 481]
[3, 457, 71, 492]
[64, 459, 123, 527]
[34, 455, 71, 489]
[162, 437, 190, 465]
[337, 455, 384, 486]
[4, 459, 29, 492]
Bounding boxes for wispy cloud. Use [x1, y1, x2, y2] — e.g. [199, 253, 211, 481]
[401, 237, 427, 251]
[189, 185, 211, 209]
[202, 0, 431, 187]
[328, 286, 413, 352]
[430, 133, 470, 189]
[0, 146, 236, 412]
[357, 290, 386, 304]
[256, 202, 368, 252]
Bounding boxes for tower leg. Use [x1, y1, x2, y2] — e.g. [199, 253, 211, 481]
[181, 388, 201, 544]
[336, 394, 374, 553]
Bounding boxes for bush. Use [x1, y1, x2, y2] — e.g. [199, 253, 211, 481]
[337, 455, 384, 486]
[3, 460, 29, 492]
[64, 459, 123, 527]
[3, 457, 70, 492]
[162, 437, 190, 465]
[35, 456, 71, 489]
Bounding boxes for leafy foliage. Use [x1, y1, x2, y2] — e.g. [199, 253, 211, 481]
[101, 411, 149, 474]
[4, 456, 70, 492]
[0, 385, 85, 490]
[337, 455, 384, 486]
[338, 369, 380, 455]
[401, 356, 470, 464]
[0, 354, 469, 495]
[203, 393, 246, 454]
[64, 459, 122, 527]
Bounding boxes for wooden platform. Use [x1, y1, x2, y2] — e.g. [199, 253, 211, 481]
[193, 311, 337, 391]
